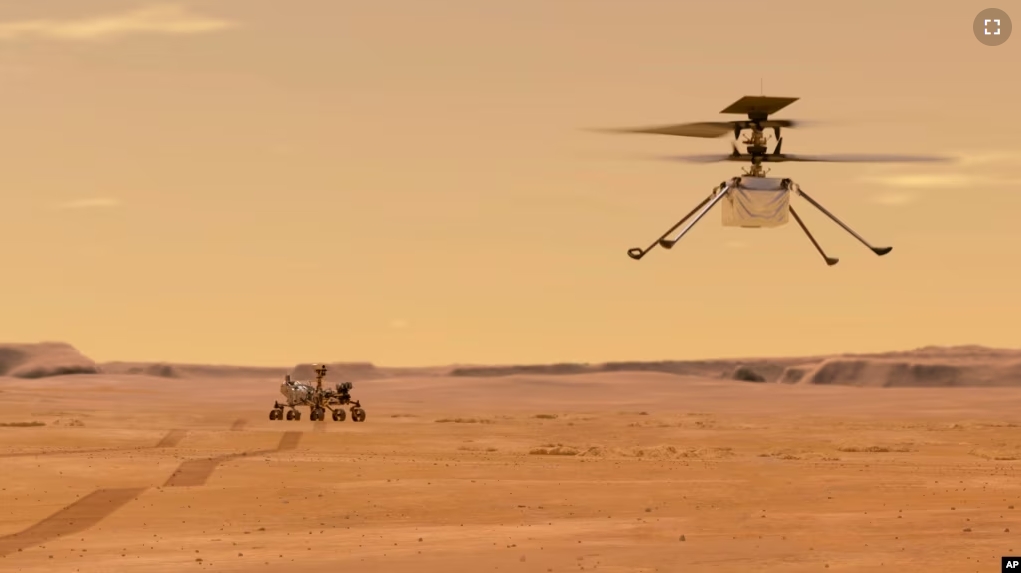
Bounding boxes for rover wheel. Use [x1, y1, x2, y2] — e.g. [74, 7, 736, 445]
[292, 411, 301, 421]
[269, 409, 279, 421]
[332, 409, 346, 422]
[309, 409, 318, 422]
[351, 408, 366, 422]
[286, 410, 294, 421]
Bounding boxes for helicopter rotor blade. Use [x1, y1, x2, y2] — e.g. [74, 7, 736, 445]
[647, 150, 951, 165]
[655, 154, 734, 164]
[591, 118, 813, 139]
[744, 119, 805, 129]
[592, 122, 734, 138]
[765, 153, 951, 163]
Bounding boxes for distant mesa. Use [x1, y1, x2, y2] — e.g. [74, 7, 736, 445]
[129, 363, 181, 378]
[100, 361, 286, 379]
[449, 363, 591, 377]
[448, 346, 1021, 388]
[731, 365, 766, 383]
[100, 360, 391, 381]
[797, 355, 1021, 387]
[289, 362, 382, 381]
[142, 363, 180, 378]
[777, 364, 816, 384]
[450, 360, 796, 381]
[0, 342, 99, 379]
[4, 341, 1021, 388]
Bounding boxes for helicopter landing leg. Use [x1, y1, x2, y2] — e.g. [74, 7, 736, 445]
[789, 206, 839, 266]
[628, 193, 713, 260]
[658, 182, 733, 250]
[794, 185, 892, 257]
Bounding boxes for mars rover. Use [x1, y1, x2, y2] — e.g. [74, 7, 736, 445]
[268, 364, 366, 422]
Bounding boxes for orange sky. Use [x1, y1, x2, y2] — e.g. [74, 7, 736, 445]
[0, 1, 1018, 366]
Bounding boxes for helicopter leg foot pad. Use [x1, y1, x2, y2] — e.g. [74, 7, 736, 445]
[794, 184, 892, 258]
[790, 206, 839, 267]
[624, 189, 721, 260]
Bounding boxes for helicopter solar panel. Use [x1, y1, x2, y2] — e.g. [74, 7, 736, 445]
[720, 96, 799, 116]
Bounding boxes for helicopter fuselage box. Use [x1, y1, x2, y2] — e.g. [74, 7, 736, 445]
[721, 176, 790, 228]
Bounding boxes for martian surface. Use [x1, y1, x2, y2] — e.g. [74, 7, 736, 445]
[2, 342, 1021, 572]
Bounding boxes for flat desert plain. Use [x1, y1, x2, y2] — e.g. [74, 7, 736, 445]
[3, 359, 1021, 572]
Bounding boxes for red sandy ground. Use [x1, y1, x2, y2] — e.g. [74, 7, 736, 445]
[2, 370, 1021, 573]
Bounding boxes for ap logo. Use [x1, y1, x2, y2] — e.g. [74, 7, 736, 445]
[1003, 556, 1021, 572]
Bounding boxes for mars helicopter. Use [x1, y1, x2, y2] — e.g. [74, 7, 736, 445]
[268, 364, 366, 422]
[601, 96, 948, 266]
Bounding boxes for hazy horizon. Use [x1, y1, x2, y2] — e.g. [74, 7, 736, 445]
[16, 339, 1018, 370]
[1, 1, 1017, 367]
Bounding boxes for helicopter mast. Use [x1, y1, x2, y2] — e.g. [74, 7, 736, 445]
[741, 125, 770, 178]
